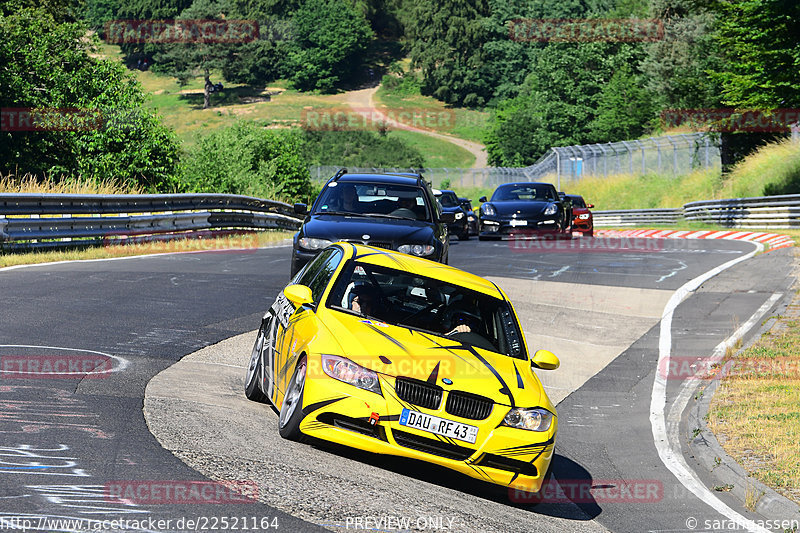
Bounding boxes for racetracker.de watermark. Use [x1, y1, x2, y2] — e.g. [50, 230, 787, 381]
[104, 19, 259, 44]
[658, 356, 800, 381]
[104, 480, 259, 504]
[508, 235, 668, 253]
[1, 355, 112, 379]
[661, 108, 800, 133]
[510, 478, 663, 504]
[101, 231, 261, 254]
[508, 18, 664, 42]
[301, 107, 456, 132]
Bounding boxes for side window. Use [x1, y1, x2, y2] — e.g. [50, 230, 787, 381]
[306, 248, 343, 304]
[292, 249, 332, 287]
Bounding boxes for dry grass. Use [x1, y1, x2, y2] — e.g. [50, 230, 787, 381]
[708, 262, 800, 504]
[0, 231, 294, 268]
[1, 174, 144, 194]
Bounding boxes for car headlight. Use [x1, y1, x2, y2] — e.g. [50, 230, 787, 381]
[503, 407, 553, 432]
[398, 244, 435, 257]
[579, 214, 590, 220]
[321, 354, 381, 395]
[480, 203, 496, 216]
[543, 204, 557, 216]
[455, 212, 464, 220]
[298, 237, 332, 250]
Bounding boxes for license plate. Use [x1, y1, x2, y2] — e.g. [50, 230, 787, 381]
[399, 409, 478, 444]
[509, 219, 527, 226]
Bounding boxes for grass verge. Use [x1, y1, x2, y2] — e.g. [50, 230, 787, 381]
[374, 82, 489, 144]
[0, 231, 294, 268]
[708, 260, 800, 505]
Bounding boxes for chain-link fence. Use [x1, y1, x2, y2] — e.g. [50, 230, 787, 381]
[528, 132, 721, 189]
[309, 133, 721, 191]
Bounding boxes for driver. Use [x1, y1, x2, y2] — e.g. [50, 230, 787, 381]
[350, 284, 379, 317]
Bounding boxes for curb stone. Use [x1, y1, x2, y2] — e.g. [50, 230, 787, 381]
[685, 292, 800, 523]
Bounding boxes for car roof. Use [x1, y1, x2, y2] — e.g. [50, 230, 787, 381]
[338, 242, 505, 299]
[336, 173, 425, 187]
[497, 182, 556, 188]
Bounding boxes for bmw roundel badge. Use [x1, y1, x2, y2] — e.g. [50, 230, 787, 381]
[442, 378, 453, 385]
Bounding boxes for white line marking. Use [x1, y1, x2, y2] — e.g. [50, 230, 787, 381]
[650, 239, 775, 532]
[0, 345, 129, 375]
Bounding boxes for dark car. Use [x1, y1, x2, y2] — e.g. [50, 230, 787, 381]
[436, 189, 470, 240]
[290, 170, 454, 276]
[564, 194, 594, 236]
[478, 182, 572, 240]
[459, 197, 479, 236]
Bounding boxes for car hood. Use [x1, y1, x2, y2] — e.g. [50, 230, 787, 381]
[303, 214, 434, 242]
[317, 309, 548, 409]
[572, 207, 590, 215]
[489, 201, 553, 217]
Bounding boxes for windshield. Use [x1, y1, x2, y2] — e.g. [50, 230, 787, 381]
[492, 184, 557, 202]
[314, 182, 430, 221]
[438, 191, 460, 208]
[570, 196, 586, 208]
[326, 261, 526, 359]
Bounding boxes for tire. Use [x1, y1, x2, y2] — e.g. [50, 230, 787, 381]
[245, 324, 269, 403]
[278, 356, 307, 441]
[584, 229, 594, 237]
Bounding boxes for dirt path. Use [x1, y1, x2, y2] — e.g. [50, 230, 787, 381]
[342, 85, 488, 169]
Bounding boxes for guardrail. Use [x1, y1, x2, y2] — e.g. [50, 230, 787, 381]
[0, 193, 302, 250]
[593, 194, 800, 229]
[592, 208, 682, 227]
[683, 194, 800, 229]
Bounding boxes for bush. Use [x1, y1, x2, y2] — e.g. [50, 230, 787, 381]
[184, 122, 313, 202]
[302, 130, 425, 168]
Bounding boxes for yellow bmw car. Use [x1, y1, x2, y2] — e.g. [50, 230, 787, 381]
[244, 242, 560, 494]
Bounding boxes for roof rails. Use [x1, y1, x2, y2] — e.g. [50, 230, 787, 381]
[332, 168, 348, 181]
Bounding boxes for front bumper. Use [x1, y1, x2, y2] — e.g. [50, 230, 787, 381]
[298, 366, 557, 493]
[479, 217, 564, 239]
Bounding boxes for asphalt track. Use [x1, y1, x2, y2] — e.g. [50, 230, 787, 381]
[0, 237, 795, 532]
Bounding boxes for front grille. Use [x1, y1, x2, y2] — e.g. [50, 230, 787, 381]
[395, 378, 442, 410]
[392, 430, 474, 461]
[475, 454, 538, 476]
[445, 391, 494, 420]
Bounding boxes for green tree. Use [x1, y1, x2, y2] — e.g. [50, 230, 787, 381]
[641, 0, 723, 111]
[289, 0, 374, 91]
[588, 65, 657, 142]
[710, 0, 800, 109]
[184, 122, 313, 201]
[404, 0, 492, 107]
[485, 40, 647, 165]
[0, 6, 181, 190]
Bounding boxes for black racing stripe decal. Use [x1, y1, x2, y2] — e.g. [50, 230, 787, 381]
[302, 396, 346, 417]
[366, 324, 411, 354]
[514, 362, 524, 389]
[431, 342, 516, 407]
[493, 438, 555, 454]
[427, 362, 440, 384]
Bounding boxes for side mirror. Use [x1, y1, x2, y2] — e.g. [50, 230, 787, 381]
[293, 203, 308, 215]
[439, 211, 456, 224]
[587, 204, 595, 209]
[479, 196, 488, 203]
[283, 284, 313, 307]
[531, 349, 560, 370]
